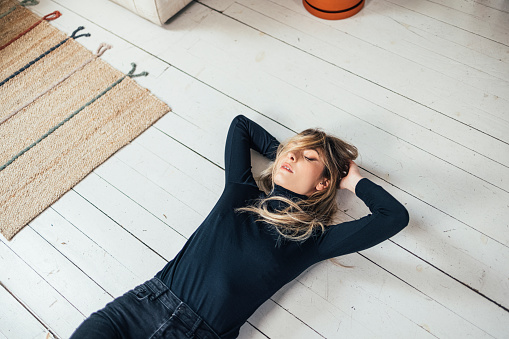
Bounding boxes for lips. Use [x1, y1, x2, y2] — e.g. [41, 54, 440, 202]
[281, 162, 293, 173]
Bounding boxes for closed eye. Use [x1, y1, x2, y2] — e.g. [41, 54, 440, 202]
[304, 156, 317, 161]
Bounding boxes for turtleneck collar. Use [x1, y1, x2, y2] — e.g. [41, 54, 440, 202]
[269, 184, 309, 202]
[263, 185, 311, 241]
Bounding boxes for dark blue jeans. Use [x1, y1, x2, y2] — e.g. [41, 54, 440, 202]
[70, 277, 220, 339]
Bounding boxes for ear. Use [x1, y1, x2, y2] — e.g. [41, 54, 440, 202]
[315, 178, 330, 191]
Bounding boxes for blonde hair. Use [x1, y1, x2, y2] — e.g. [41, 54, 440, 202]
[238, 128, 358, 242]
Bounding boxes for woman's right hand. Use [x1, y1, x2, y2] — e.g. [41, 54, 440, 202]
[339, 161, 364, 193]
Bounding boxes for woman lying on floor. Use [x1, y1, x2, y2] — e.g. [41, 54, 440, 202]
[71, 114, 409, 339]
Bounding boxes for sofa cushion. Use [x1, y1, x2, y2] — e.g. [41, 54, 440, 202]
[110, 0, 192, 25]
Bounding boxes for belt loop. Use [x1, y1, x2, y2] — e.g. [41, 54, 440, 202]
[186, 316, 203, 338]
[146, 278, 168, 300]
[152, 288, 165, 299]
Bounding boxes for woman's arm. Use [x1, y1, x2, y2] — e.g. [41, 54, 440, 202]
[224, 115, 280, 186]
[317, 162, 409, 259]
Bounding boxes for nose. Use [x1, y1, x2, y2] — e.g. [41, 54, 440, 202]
[287, 151, 296, 162]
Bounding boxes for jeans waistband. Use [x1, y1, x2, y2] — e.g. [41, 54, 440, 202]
[145, 277, 220, 339]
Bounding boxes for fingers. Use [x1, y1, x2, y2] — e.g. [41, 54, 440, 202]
[340, 161, 363, 193]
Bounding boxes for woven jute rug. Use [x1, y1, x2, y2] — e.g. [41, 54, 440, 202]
[0, 0, 170, 240]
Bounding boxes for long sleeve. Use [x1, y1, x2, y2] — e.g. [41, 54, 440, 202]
[224, 115, 280, 186]
[317, 178, 409, 260]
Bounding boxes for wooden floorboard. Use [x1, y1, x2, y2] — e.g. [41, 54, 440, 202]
[0, 282, 49, 339]
[1, 0, 508, 337]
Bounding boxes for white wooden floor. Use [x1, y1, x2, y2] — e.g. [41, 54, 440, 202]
[1, 0, 508, 338]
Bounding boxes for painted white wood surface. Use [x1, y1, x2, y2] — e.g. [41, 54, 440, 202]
[0, 0, 508, 338]
[0, 283, 49, 339]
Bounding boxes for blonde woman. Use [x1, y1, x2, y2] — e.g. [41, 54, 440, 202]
[71, 115, 409, 339]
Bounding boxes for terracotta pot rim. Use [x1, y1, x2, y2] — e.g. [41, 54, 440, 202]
[305, 0, 363, 12]
[303, 0, 365, 20]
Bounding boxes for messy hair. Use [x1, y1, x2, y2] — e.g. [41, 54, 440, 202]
[238, 128, 358, 242]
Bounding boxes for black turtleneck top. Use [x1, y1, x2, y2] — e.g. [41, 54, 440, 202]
[155, 115, 409, 338]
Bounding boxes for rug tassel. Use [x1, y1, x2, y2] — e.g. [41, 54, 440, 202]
[0, 44, 117, 173]
[42, 11, 61, 21]
[127, 63, 149, 78]
[70, 26, 91, 39]
[1, 58, 149, 172]
[20, 0, 39, 6]
[0, 24, 95, 87]
[96, 43, 112, 57]
[0, 0, 39, 19]
[1, 43, 113, 127]
[0, 11, 62, 51]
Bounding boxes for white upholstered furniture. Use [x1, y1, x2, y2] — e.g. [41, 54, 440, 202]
[109, 0, 193, 25]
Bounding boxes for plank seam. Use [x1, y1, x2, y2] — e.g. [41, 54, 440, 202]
[47, 202, 153, 279]
[245, 321, 270, 338]
[384, 0, 509, 48]
[27, 223, 115, 299]
[402, 37, 509, 83]
[357, 253, 495, 338]
[65, 187, 172, 262]
[0, 239, 82, 337]
[0, 281, 58, 338]
[223, 1, 509, 147]
[471, 0, 509, 14]
[80, 169, 196, 242]
[362, 167, 507, 248]
[270, 299, 327, 338]
[388, 241, 509, 314]
[426, 0, 507, 19]
[154, 124, 225, 170]
[131, 136, 220, 196]
[113, 155, 208, 218]
[0, 240, 87, 320]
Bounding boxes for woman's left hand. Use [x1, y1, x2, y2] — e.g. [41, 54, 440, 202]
[339, 161, 363, 194]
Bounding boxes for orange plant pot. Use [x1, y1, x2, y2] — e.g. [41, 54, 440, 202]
[303, 0, 365, 20]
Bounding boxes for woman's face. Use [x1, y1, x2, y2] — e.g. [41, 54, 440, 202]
[274, 147, 327, 196]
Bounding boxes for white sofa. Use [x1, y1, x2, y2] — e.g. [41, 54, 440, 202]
[110, 0, 193, 25]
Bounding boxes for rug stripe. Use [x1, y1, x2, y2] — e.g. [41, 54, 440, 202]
[0, 0, 41, 46]
[0, 26, 90, 88]
[0, 55, 120, 166]
[0, 10, 61, 51]
[0, 21, 67, 80]
[0, 3, 170, 240]
[0, 38, 94, 122]
[0, 43, 111, 126]
[0, 62, 141, 171]
[0, 78, 169, 240]
[0, 5, 16, 18]
[0, 66, 128, 172]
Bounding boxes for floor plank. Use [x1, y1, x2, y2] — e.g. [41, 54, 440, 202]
[0, 283, 50, 339]
[2, 224, 112, 315]
[0, 240, 83, 337]
[385, 0, 509, 44]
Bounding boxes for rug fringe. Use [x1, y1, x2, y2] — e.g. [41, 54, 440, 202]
[0, 25, 90, 88]
[0, 10, 61, 51]
[0, 43, 112, 126]
[0, 62, 149, 173]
